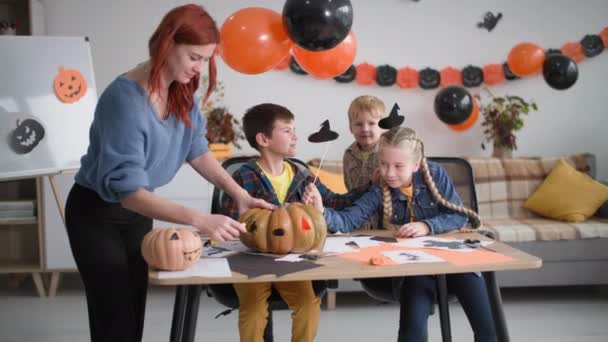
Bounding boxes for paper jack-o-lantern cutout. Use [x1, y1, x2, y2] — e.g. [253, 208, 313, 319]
[141, 228, 202, 271]
[239, 203, 327, 254]
[53, 67, 88, 103]
[10, 118, 45, 154]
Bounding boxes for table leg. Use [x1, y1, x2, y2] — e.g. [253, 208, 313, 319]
[436, 275, 452, 342]
[483, 272, 510, 342]
[170, 285, 188, 342]
[182, 285, 202, 342]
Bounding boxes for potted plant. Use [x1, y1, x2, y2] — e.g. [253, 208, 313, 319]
[199, 76, 244, 160]
[479, 89, 538, 158]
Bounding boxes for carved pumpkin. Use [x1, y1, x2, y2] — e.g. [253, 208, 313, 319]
[239, 203, 327, 254]
[141, 228, 202, 271]
[53, 67, 88, 103]
[10, 118, 45, 154]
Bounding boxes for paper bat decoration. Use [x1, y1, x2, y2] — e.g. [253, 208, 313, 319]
[477, 12, 502, 32]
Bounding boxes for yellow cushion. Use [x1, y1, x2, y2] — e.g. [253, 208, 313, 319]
[307, 166, 347, 194]
[523, 158, 608, 222]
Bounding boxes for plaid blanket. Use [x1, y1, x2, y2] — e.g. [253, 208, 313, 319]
[466, 154, 608, 242]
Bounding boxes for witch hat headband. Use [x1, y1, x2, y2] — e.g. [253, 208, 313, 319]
[308, 119, 339, 143]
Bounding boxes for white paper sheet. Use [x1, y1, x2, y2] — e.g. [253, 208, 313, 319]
[395, 237, 494, 253]
[276, 254, 304, 262]
[382, 250, 444, 264]
[322, 237, 360, 253]
[157, 258, 232, 279]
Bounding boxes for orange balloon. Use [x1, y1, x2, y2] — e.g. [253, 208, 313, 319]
[292, 32, 357, 79]
[220, 7, 292, 74]
[507, 42, 545, 77]
[449, 99, 478, 131]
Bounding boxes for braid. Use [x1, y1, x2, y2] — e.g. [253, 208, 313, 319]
[381, 182, 399, 231]
[420, 158, 481, 228]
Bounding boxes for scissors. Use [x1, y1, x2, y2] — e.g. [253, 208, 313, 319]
[463, 239, 497, 253]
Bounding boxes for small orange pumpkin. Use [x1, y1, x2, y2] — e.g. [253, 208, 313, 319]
[141, 228, 202, 271]
[53, 67, 88, 103]
[239, 203, 327, 254]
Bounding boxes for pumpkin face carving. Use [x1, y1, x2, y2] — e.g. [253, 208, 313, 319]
[141, 228, 202, 271]
[239, 203, 327, 254]
[53, 67, 88, 103]
[10, 118, 45, 154]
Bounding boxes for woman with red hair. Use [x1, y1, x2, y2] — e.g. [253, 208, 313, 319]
[64, 5, 273, 342]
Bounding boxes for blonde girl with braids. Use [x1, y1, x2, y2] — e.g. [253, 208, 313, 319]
[304, 127, 497, 342]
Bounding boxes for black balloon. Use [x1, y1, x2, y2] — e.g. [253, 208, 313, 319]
[283, 0, 353, 51]
[434, 86, 474, 125]
[542, 55, 578, 90]
[334, 65, 356, 83]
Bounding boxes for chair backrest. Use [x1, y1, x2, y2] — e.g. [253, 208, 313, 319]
[210, 156, 310, 215]
[427, 157, 479, 216]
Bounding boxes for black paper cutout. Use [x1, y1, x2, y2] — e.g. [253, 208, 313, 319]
[376, 65, 397, 86]
[462, 65, 484, 87]
[378, 103, 404, 129]
[334, 65, 356, 83]
[580, 34, 605, 58]
[545, 48, 563, 57]
[227, 253, 322, 278]
[502, 62, 519, 81]
[9, 118, 45, 154]
[345, 241, 360, 248]
[477, 12, 502, 32]
[423, 240, 468, 250]
[370, 236, 399, 243]
[170, 233, 179, 240]
[289, 57, 308, 75]
[399, 252, 420, 261]
[308, 120, 339, 143]
[418, 68, 440, 89]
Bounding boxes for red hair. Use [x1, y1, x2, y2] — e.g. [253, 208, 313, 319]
[148, 4, 219, 127]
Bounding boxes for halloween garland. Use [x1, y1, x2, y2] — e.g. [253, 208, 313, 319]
[276, 27, 607, 89]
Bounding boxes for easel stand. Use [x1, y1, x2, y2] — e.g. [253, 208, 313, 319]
[46, 174, 67, 298]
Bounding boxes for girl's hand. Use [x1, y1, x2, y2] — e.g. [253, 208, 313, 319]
[303, 183, 324, 213]
[396, 222, 430, 238]
[236, 193, 276, 216]
[194, 213, 246, 242]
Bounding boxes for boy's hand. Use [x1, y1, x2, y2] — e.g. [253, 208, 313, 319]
[396, 222, 430, 238]
[303, 183, 324, 213]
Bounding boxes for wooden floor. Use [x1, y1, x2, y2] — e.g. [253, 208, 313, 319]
[1, 276, 607, 342]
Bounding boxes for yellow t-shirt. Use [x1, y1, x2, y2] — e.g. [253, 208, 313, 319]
[258, 161, 295, 204]
[400, 184, 416, 222]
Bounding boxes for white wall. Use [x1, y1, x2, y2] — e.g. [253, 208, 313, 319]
[40, 0, 608, 179]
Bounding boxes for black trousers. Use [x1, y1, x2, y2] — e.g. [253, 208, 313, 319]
[65, 184, 152, 342]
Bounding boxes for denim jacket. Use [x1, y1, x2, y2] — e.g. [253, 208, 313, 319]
[323, 160, 468, 234]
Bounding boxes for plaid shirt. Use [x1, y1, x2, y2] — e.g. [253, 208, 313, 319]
[342, 142, 380, 229]
[221, 158, 360, 220]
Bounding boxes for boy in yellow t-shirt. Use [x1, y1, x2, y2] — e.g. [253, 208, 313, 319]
[342, 95, 386, 229]
[221, 103, 359, 342]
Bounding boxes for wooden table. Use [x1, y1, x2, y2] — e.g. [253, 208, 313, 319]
[150, 231, 542, 342]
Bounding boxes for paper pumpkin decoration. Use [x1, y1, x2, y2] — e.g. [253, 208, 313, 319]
[483, 64, 505, 85]
[418, 67, 440, 89]
[53, 67, 88, 103]
[461, 65, 484, 87]
[141, 228, 202, 271]
[440, 67, 462, 87]
[10, 118, 45, 154]
[580, 34, 604, 58]
[355, 63, 377, 85]
[308, 120, 339, 143]
[396, 67, 419, 88]
[334, 65, 356, 83]
[376, 65, 397, 86]
[561, 42, 586, 63]
[239, 203, 327, 254]
[502, 62, 519, 80]
[289, 57, 308, 75]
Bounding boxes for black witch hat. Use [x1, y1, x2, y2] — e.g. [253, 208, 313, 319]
[308, 120, 339, 143]
[378, 103, 404, 129]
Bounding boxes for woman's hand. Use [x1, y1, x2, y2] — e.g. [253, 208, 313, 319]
[236, 192, 275, 216]
[396, 222, 430, 238]
[303, 183, 324, 213]
[193, 213, 247, 242]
